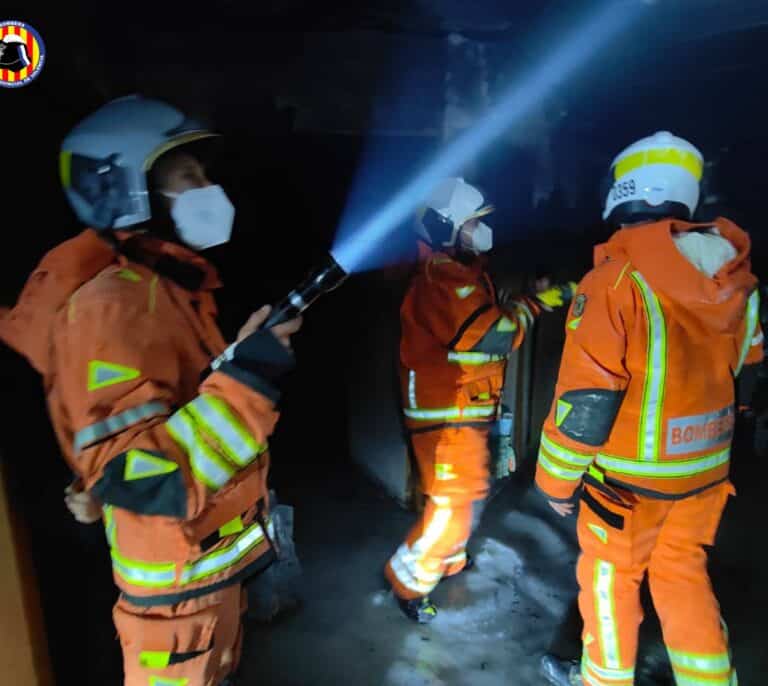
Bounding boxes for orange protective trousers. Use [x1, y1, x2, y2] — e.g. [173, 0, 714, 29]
[385, 425, 489, 600]
[577, 481, 736, 686]
[113, 584, 245, 686]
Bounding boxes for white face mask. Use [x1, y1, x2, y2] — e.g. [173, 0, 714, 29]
[162, 185, 235, 250]
[459, 221, 493, 254]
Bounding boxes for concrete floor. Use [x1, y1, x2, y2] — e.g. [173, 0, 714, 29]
[241, 432, 767, 686]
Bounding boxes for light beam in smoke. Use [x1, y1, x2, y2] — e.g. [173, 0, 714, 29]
[331, 0, 645, 274]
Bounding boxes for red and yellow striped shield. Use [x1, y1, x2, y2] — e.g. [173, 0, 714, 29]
[0, 21, 46, 88]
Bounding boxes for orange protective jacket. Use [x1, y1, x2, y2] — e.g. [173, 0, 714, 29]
[536, 218, 763, 501]
[400, 244, 541, 430]
[0, 229, 290, 606]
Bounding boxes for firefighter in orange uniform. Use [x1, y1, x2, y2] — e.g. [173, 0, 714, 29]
[0, 96, 302, 686]
[385, 177, 574, 622]
[538, 132, 761, 686]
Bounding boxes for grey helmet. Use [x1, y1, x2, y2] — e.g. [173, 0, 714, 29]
[60, 95, 217, 229]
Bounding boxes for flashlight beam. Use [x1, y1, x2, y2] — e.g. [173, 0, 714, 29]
[332, 0, 643, 273]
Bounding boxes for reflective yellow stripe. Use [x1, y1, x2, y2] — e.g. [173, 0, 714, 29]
[595, 559, 621, 669]
[596, 448, 729, 478]
[668, 649, 731, 674]
[673, 674, 730, 686]
[180, 521, 269, 584]
[111, 548, 177, 588]
[615, 147, 703, 181]
[447, 351, 506, 365]
[540, 433, 593, 466]
[166, 410, 234, 490]
[59, 150, 72, 188]
[538, 452, 584, 481]
[631, 272, 667, 461]
[149, 677, 190, 686]
[735, 289, 760, 376]
[582, 653, 634, 681]
[186, 394, 263, 467]
[403, 406, 496, 421]
[108, 518, 272, 589]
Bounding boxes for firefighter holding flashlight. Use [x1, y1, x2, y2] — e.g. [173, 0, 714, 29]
[0, 95, 302, 686]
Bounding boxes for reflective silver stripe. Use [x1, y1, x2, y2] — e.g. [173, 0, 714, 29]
[447, 352, 505, 365]
[403, 406, 496, 421]
[408, 370, 417, 409]
[538, 451, 584, 480]
[110, 519, 273, 589]
[166, 409, 234, 490]
[443, 551, 466, 566]
[73, 401, 169, 453]
[668, 649, 730, 674]
[630, 271, 667, 461]
[111, 549, 177, 588]
[180, 520, 272, 584]
[673, 674, 729, 686]
[735, 289, 760, 375]
[596, 448, 729, 478]
[582, 654, 635, 682]
[540, 433, 593, 466]
[186, 395, 262, 468]
[595, 559, 621, 669]
[389, 551, 436, 595]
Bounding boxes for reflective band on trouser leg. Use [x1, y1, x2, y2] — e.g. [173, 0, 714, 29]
[668, 649, 731, 686]
[73, 401, 169, 453]
[581, 654, 634, 685]
[403, 406, 496, 421]
[595, 448, 729, 478]
[388, 544, 442, 596]
[447, 352, 505, 365]
[594, 560, 621, 670]
[166, 409, 234, 490]
[185, 394, 264, 467]
[673, 675, 730, 686]
[630, 271, 667, 462]
[389, 500, 453, 595]
[735, 289, 760, 375]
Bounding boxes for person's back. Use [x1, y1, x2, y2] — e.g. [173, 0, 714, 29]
[538, 132, 759, 686]
[386, 177, 574, 622]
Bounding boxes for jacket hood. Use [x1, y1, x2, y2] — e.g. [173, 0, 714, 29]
[595, 217, 757, 335]
[0, 229, 220, 375]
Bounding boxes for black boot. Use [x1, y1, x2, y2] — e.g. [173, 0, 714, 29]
[396, 595, 438, 623]
[540, 654, 582, 685]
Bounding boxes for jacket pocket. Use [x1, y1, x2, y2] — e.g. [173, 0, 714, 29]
[578, 484, 635, 568]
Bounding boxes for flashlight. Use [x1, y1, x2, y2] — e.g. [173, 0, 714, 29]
[262, 253, 348, 328]
[209, 253, 348, 373]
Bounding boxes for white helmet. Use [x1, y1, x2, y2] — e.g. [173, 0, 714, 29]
[60, 95, 218, 230]
[602, 131, 703, 225]
[416, 177, 494, 249]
